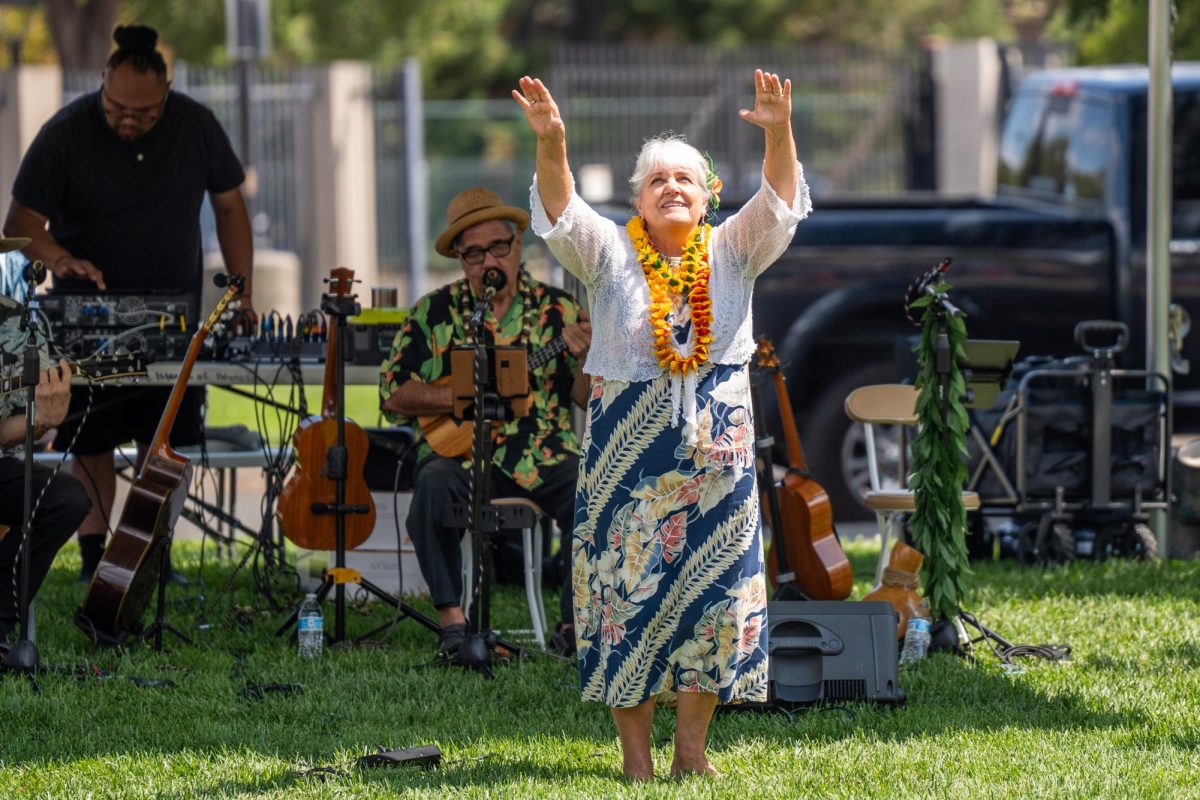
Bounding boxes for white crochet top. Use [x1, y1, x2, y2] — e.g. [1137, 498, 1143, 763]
[530, 164, 811, 384]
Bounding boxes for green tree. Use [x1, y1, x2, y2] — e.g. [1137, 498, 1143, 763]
[1067, 0, 1200, 64]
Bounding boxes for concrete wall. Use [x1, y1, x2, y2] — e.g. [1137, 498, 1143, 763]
[930, 38, 1004, 197]
[0, 66, 62, 228]
[307, 61, 378, 310]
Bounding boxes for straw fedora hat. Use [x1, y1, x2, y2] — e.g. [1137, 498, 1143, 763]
[435, 187, 529, 258]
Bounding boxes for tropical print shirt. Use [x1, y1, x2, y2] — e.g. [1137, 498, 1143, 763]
[1, 251, 36, 423]
[379, 270, 583, 490]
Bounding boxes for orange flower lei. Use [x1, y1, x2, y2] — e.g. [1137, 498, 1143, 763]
[626, 216, 713, 374]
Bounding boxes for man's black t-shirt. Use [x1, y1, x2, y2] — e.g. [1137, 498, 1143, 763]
[12, 89, 245, 294]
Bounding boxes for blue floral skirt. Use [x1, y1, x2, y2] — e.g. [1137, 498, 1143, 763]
[571, 362, 769, 708]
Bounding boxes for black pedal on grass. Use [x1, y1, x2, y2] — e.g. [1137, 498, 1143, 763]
[356, 745, 442, 770]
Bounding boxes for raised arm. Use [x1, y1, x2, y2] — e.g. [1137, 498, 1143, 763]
[514, 76, 571, 224]
[739, 69, 798, 202]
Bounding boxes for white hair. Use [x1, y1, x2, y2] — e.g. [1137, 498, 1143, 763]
[628, 134, 710, 209]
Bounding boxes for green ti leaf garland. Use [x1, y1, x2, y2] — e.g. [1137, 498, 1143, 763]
[907, 281, 973, 622]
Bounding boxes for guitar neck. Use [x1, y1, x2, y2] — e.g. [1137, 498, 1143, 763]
[0, 361, 87, 397]
[771, 371, 810, 472]
[528, 335, 568, 371]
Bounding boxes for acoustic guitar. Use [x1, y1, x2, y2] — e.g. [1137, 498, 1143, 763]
[78, 277, 243, 641]
[276, 268, 376, 551]
[755, 337, 853, 601]
[0, 352, 149, 398]
[417, 334, 569, 458]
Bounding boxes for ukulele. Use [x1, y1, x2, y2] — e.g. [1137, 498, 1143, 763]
[0, 352, 150, 398]
[755, 337, 853, 601]
[276, 268, 376, 550]
[78, 277, 243, 641]
[417, 335, 569, 458]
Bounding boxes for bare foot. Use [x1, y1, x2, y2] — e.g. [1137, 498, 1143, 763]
[622, 760, 654, 782]
[670, 757, 719, 778]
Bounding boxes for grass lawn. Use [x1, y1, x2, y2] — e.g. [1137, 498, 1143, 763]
[3, 537, 1199, 799]
[205, 385, 391, 444]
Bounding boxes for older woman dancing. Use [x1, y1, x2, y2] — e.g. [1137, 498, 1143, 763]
[514, 69, 811, 780]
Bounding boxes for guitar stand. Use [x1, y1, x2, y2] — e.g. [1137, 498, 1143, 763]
[137, 539, 193, 651]
[750, 376, 811, 602]
[273, 280, 440, 646]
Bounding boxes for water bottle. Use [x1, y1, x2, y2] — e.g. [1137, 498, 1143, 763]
[899, 614, 931, 665]
[297, 593, 323, 659]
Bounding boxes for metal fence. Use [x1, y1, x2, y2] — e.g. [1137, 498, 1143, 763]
[63, 43, 926, 286]
[548, 43, 920, 200]
[372, 43, 922, 278]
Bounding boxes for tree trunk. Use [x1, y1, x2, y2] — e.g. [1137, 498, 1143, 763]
[43, 0, 119, 73]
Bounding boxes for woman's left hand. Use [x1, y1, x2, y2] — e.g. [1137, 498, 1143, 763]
[739, 69, 791, 132]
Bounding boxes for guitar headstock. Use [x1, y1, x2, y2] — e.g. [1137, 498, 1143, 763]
[327, 267, 356, 301]
[76, 352, 151, 383]
[755, 336, 780, 372]
[202, 274, 245, 335]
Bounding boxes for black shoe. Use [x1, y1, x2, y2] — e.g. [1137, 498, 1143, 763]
[550, 622, 576, 656]
[436, 623, 466, 658]
[78, 534, 106, 584]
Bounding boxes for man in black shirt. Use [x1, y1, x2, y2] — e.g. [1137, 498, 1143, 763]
[2, 24, 255, 580]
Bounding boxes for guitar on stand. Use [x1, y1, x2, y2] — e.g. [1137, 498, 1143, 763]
[274, 268, 440, 645]
[77, 275, 243, 646]
[754, 338, 853, 601]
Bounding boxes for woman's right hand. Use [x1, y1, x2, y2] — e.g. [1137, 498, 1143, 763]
[513, 76, 565, 144]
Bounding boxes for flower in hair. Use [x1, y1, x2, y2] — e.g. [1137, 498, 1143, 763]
[704, 152, 723, 212]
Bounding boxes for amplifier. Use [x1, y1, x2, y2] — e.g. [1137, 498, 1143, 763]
[350, 308, 408, 367]
[762, 601, 906, 707]
[40, 291, 197, 361]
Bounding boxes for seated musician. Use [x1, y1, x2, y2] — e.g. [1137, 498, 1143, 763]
[380, 187, 591, 657]
[0, 249, 91, 643]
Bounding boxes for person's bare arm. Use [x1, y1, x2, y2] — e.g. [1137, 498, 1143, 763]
[561, 310, 592, 409]
[0, 358, 72, 447]
[382, 379, 454, 417]
[3, 201, 106, 289]
[739, 69, 798, 203]
[210, 187, 255, 317]
[514, 76, 571, 224]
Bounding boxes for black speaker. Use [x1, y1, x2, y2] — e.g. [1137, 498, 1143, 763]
[765, 601, 905, 706]
[363, 426, 416, 492]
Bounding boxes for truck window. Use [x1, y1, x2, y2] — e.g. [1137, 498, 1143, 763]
[998, 89, 1112, 207]
[1173, 92, 1200, 239]
[1131, 89, 1200, 243]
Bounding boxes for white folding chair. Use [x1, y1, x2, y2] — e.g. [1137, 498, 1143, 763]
[844, 384, 980, 585]
[459, 497, 548, 647]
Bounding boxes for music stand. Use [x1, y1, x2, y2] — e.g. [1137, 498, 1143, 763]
[960, 339, 1020, 409]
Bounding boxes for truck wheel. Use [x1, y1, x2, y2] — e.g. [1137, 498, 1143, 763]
[801, 362, 900, 522]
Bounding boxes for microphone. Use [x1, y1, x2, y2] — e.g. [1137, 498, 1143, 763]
[21, 260, 46, 286]
[905, 258, 951, 324]
[483, 267, 507, 294]
[470, 268, 507, 328]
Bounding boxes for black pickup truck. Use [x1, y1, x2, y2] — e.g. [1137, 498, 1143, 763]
[751, 63, 1200, 518]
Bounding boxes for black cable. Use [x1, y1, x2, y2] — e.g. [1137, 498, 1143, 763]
[958, 610, 1072, 665]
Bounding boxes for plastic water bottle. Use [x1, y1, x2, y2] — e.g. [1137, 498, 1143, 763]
[899, 615, 931, 665]
[297, 593, 323, 658]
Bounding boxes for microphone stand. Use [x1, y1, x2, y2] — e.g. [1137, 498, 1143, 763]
[456, 269, 523, 676]
[3, 261, 47, 681]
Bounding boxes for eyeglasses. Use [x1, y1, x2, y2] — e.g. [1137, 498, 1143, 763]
[457, 236, 515, 266]
[100, 85, 168, 124]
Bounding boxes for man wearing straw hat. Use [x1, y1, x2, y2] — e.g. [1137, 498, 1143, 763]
[381, 187, 591, 658]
